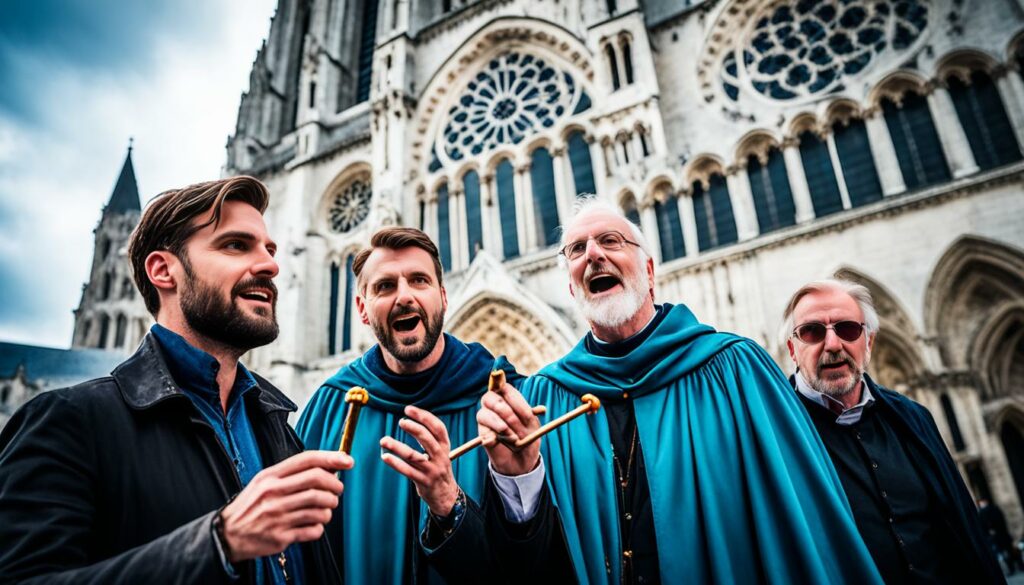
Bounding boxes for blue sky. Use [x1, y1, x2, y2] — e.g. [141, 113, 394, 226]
[0, 0, 276, 347]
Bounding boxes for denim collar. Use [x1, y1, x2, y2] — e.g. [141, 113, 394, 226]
[150, 324, 258, 408]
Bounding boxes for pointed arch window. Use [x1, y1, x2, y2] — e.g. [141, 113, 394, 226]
[436, 183, 452, 271]
[882, 92, 950, 190]
[356, 0, 380, 103]
[622, 197, 641, 228]
[833, 118, 884, 207]
[98, 314, 111, 349]
[101, 271, 113, 301]
[948, 71, 1022, 171]
[496, 159, 519, 259]
[798, 130, 844, 217]
[691, 175, 738, 251]
[654, 195, 685, 262]
[328, 255, 356, 355]
[622, 39, 635, 85]
[114, 314, 127, 348]
[568, 131, 596, 197]
[606, 44, 621, 91]
[464, 170, 483, 262]
[747, 149, 796, 234]
[530, 148, 560, 247]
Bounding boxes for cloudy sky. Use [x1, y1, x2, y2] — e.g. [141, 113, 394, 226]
[0, 0, 277, 347]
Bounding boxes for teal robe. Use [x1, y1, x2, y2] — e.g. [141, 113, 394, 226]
[522, 304, 883, 584]
[296, 334, 520, 585]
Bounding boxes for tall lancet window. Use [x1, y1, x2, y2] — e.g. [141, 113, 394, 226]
[436, 182, 452, 271]
[568, 131, 596, 197]
[948, 71, 1022, 170]
[464, 170, 483, 262]
[655, 194, 685, 262]
[356, 0, 380, 103]
[530, 148, 560, 247]
[882, 92, 950, 190]
[692, 175, 737, 251]
[747, 149, 796, 234]
[798, 130, 843, 217]
[328, 255, 356, 355]
[833, 118, 883, 207]
[496, 160, 519, 259]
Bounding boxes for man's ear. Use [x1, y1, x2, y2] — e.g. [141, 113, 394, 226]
[787, 339, 797, 363]
[568, 281, 575, 299]
[646, 256, 655, 300]
[145, 251, 177, 293]
[440, 286, 448, 314]
[356, 294, 370, 325]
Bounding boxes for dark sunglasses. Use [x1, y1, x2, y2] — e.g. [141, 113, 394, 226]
[792, 321, 865, 344]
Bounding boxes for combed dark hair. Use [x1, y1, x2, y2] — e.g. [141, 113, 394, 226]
[352, 227, 444, 293]
[128, 176, 270, 316]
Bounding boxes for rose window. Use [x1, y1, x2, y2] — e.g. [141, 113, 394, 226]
[437, 51, 589, 165]
[720, 0, 929, 103]
[328, 179, 371, 233]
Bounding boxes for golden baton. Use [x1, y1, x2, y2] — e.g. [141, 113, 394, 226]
[448, 370, 548, 461]
[512, 394, 601, 448]
[338, 387, 370, 454]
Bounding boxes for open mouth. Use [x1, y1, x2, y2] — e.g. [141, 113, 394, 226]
[238, 289, 273, 304]
[820, 361, 849, 373]
[587, 274, 621, 295]
[391, 314, 422, 333]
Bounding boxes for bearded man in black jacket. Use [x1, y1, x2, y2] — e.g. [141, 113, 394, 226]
[0, 177, 348, 584]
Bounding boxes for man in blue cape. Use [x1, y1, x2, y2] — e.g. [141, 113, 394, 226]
[296, 227, 526, 584]
[476, 198, 884, 583]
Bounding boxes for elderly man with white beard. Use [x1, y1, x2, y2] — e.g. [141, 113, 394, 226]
[782, 279, 1004, 584]
[475, 198, 884, 584]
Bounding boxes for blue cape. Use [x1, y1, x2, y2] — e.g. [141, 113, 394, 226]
[523, 304, 882, 584]
[296, 334, 521, 585]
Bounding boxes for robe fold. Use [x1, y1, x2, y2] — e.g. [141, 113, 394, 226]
[296, 334, 521, 585]
[523, 304, 883, 584]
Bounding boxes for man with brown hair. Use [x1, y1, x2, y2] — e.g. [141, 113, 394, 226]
[0, 176, 347, 584]
[296, 227, 549, 584]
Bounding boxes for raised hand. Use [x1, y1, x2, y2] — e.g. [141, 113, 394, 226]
[380, 405, 460, 516]
[477, 381, 542, 477]
[219, 450, 353, 562]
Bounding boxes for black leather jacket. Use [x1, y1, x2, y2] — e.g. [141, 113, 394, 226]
[0, 334, 341, 584]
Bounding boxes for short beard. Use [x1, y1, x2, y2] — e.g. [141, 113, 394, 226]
[571, 262, 648, 329]
[370, 305, 445, 364]
[178, 255, 279, 352]
[807, 350, 864, 397]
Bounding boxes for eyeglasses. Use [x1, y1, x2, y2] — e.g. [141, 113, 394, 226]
[792, 321, 866, 344]
[559, 231, 640, 260]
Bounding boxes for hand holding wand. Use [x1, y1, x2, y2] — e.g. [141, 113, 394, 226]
[338, 387, 369, 454]
[508, 393, 601, 449]
[449, 370, 547, 461]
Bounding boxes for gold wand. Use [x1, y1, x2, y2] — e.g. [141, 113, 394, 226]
[449, 370, 547, 461]
[338, 387, 369, 454]
[511, 394, 601, 448]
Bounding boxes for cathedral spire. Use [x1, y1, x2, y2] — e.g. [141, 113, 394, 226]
[105, 139, 141, 214]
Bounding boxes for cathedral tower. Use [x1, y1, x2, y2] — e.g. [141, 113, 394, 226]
[71, 144, 150, 353]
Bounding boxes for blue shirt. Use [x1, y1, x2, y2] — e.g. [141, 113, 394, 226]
[151, 325, 305, 585]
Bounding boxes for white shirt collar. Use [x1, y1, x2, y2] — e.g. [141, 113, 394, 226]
[795, 370, 874, 425]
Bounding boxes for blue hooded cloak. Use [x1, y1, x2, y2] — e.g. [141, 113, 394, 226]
[522, 304, 882, 584]
[296, 333, 521, 584]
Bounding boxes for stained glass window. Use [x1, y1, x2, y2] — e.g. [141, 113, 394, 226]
[328, 262, 339, 355]
[948, 71, 1022, 171]
[356, 0, 379, 103]
[798, 131, 844, 217]
[655, 197, 685, 262]
[464, 170, 483, 262]
[568, 131, 596, 197]
[692, 176, 737, 251]
[833, 119, 883, 206]
[440, 52, 586, 163]
[721, 0, 929, 103]
[883, 93, 950, 190]
[748, 150, 797, 234]
[437, 183, 452, 271]
[328, 179, 372, 233]
[496, 159, 519, 259]
[530, 148, 560, 247]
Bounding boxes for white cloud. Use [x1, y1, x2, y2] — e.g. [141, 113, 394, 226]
[0, 0, 276, 347]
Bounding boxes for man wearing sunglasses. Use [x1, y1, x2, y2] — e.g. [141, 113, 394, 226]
[783, 279, 1004, 584]
[472, 198, 884, 583]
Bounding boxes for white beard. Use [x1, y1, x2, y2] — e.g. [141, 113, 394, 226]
[572, 265, 648, 329]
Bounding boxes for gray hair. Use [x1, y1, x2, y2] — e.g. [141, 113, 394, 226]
[557, 194, 653, 266]
[779, 278, 880, 345]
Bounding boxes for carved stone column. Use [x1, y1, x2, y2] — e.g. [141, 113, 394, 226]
[725, 165, 759, 241]
[781, 136, 816, 223]
[927, 83, 979, 178]
[864, 109, 907, 196]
